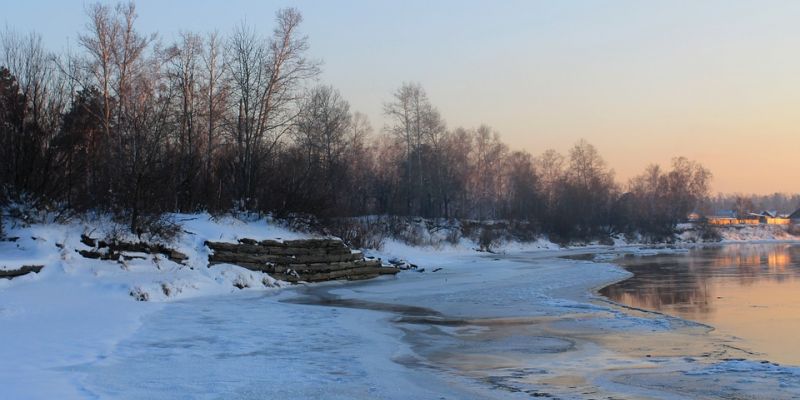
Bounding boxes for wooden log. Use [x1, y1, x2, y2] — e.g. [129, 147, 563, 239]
[78, 236, 179, 262]
[283, 262, 353, 273]
[268, 266, 397, 283]
[262, 247, 317, 256]
[209, 252, 287, 264]
[77, 249, 118, 260]
[298, 266, 390, 282]
[283, 239, 344, 248]
[348, 273, 380, 281]
[206, 243, 268, 254]
[354, 259, 383, 268]
[167, 250, 188, 262]
[205, 242, 240, 252]
[80, 234, 97, 248]
[0, 265, 44, 279]
[232, 262, 272, 272]
[324, 247, 357, 256]
[286, 253, 362, 264]
[269, 273, 300, 283]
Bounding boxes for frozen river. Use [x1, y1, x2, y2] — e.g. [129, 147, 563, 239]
[74, 248, 800, 399]
[603, 243, 800, 365]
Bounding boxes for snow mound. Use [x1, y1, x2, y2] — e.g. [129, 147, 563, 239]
[717, 225, 800, 242]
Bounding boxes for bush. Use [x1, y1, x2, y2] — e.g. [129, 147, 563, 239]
[478, 227, 498, 252]
[445, 226, 462, 245]
[324, 217, 387, 250]
[597, 235, 615, 246]
[507, 220, 538, 242]
[113, 212, 182, 243]
[698, 223, 722, 242]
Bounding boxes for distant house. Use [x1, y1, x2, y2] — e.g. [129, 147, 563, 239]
[716, 210, 737, 218]
[706, 210, 788, 225]
[749, 210, 777, 219]
[706, 210, 758, 226]
[699, 209, 797, 226]
[707, 217, 760, 226]
[750, 210, 790, 225]
[766, 217, 791, 225]
[687, 211, 702, 222]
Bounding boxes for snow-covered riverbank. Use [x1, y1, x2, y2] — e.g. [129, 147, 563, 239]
[2, 215, 800, 398]
[0, 214, 306, 398]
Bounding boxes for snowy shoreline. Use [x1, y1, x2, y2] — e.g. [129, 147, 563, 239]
[2, 216, 800, 398]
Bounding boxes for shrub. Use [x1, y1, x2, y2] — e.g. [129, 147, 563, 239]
[698, 223, 722, 242]
[478, 227, 498, 252]
[445, 226, 462, 245]
[324, 217, 387, 250]
[113, 212, 182, 243]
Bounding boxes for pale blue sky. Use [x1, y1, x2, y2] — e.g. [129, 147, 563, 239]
[5, 1, 800, 193]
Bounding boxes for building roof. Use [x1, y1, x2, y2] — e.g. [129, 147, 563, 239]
[749, 210, 778, 218]
[713, 210, 737, 218]
[791, 208, 800, 220]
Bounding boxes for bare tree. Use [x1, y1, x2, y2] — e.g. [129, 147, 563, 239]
[567, 139, 612, 190]
[201, 30, 227, 206]
[383, 82, 444, 215]
[227, 8, 320, 207]
[503, 150, 540, 221]
[112, 2, 153, 123]
[438, 127, 472, 218]
[341, 111, 373, 214]
[534, 149, 564, 209]
[623, 158, 712, 237]
[166, 31, 203, 210]
[77, 1, 164, 232]
[470, 125, 507, 219]
[0, 28, 65, 198]
[78, 3, 117, 139]
[294, 85, 350, 173]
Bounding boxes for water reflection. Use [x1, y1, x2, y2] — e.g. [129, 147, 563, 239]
[711, 244, 793, 271]
[601, 244, 800, 365]
[602, 244, 799, 312]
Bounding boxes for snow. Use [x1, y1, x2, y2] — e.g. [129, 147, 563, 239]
[71, 291, 510, 400]
[0, 270, 158, 399]
[0, 214, 302, 398]
[716, 224, 800, 242]
[2, 215, 800, 398]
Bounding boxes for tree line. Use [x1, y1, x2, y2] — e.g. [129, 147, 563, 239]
[0, 2, 712, 240]
[707, 193, 800, 218]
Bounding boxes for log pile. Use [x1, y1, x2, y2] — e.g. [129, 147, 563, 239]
[205, 238, 399, 283]
[78, 234, 188, 264]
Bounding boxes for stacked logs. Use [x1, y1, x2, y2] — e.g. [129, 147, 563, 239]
[205, 238, 399, 283]
[78, 235, 189, 264]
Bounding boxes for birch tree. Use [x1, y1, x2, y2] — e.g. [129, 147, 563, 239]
[227, 8, 319, 208]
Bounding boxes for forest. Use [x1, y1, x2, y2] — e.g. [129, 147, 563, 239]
[0, 3, 714, 242]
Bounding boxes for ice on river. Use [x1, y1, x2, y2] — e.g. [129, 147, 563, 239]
[70, 250, 800, 399]
[73, 290, 514, 400]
